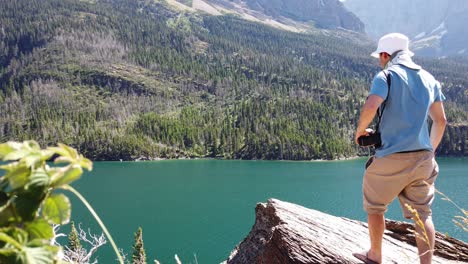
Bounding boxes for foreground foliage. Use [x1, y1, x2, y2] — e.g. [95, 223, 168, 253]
[0, 140, 122, 263]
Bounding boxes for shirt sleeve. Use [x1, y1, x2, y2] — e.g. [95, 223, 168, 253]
[369, 71, 389, 100]
[434, 81, 446, 102]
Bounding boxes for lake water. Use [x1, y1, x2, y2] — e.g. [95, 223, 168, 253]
[61, 158, 467, 263]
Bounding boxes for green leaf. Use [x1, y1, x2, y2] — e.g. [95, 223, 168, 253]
[3, 149, 31, 161]
[51, 165, 82, 187]
[79, 156, 93, 171]
[47, 147, 69, 160]
[4, 166, 31, 190]
[0, 142, 21, 160]
[25, 168, 50, 190]
[0, 192, 9, 207]
[15, 190, 46, 222]
[48, 144, 92, 171]
[23, 154, 43, 169]
[52, 157, 72, 165]
[58, 143, 79, 159]
[0, 230, 23, 249]
[1, 141, 40, 161]
[40, 150, 54, 162]
[25, 239, 45, 247]
[22, 246, 55, 264]
[0, 248, 18, 264]
[0, 204, 17, 226]
[42, 194, 71, 225]
[48, 144, 78, 163]
[47, 167, 64, 185]
[0, 178, 8, 191]
[0, 161, 20, 172]
[24, 220, 54, 240]
[1, 227, 29, 245]
[1, 141, 50, 169]
[24, 141, 41, 150]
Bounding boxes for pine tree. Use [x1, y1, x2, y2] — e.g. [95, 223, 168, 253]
[132, 227, 147, 264]
[68, 221, 81, 251]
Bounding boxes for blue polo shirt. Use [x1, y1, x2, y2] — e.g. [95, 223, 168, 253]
[369, 64, 446, 158]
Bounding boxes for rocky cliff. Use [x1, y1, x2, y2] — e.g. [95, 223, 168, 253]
[190, 0, 365, 33]
[243, 0, 364, 32]
[342, 0, 468, 57]
[224, 199, 467, 263]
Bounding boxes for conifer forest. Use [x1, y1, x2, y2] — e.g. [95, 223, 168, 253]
[1, 0, 466, 160]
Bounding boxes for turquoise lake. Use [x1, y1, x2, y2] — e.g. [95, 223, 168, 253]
[61, 158, 467, 263]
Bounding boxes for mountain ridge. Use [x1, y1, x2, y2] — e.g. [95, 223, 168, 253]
[176, 0, 365, 34]
[342, 0, 468, 57]
[184, 0, 468, 57]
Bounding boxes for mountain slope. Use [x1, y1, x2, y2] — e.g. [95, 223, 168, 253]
[241, 0, 364, 32]
[342, 0, 468, 57]
[178, 0, 364, 33]
[0, 0, 466, 160]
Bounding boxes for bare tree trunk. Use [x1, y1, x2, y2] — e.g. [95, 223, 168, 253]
[224, 199, 467, 264]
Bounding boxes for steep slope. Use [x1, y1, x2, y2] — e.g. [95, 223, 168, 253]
[342, 0, 468, 57]
[181, 0, 364, 33]
[241, 0, 364, 32]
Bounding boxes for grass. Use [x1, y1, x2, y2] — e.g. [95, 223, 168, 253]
[403, 188, 467, 262]
[435, 189, 468, 232]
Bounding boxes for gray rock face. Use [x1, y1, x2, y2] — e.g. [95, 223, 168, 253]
[224, 199, 467, 264]
[244, 0, 365, 32]
[342, 0, 468, 57]
[203, 0, 364, 32]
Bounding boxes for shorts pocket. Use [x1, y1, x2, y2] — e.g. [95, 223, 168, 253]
[365, 156, 375, 170]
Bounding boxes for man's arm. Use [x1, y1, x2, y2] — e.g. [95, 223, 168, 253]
[355, 95, 384, 144]
[429, 101, 447, 151]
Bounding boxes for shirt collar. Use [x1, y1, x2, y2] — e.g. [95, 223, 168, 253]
[387, 50, 422, 70]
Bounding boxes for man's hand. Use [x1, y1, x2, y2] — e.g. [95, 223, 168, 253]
[355, 95, 384, 145]
[355, 128, 374, 145]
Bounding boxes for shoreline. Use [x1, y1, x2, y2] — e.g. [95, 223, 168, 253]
[99, 154, 466, 163]
[109, 155, 365, 162]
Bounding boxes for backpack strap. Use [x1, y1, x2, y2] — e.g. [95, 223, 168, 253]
[375, 70, 391, 133]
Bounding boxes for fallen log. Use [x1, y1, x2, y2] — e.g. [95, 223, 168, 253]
[224, 199, 467, 264]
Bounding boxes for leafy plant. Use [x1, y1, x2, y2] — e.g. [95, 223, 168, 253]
[0, 140, 123, 263]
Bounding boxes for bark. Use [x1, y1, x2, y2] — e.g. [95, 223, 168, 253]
[224, 199, 467, 264]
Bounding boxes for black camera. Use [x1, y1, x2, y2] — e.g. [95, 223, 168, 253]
[358, 131, 382, 148]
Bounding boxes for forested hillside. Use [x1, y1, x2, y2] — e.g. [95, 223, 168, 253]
[0, 0, 466, 160]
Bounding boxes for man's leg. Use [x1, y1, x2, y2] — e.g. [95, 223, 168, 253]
[415, 216, 435, 264]
[398, 152, 438, 264]
[367, 213, 385, 263]
[362, 155, 408, 263]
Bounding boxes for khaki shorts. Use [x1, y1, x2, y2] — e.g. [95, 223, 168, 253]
[363, 150, 438, 220]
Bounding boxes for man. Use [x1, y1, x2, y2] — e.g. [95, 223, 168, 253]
[353, 33, 447, 264]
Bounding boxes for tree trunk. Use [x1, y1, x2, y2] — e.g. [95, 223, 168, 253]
[224, 199, 467, 264]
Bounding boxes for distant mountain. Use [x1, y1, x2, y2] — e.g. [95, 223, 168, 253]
[241, 0, 364, 32]
[181, 0, 364, 33]
[342, 0, 468, 57]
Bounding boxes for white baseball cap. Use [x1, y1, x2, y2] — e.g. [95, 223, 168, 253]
[371, 33, 414, 58]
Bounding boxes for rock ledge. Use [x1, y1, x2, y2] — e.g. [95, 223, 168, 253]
[224, 199, 467, 264]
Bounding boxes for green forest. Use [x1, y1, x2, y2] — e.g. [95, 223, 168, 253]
[0, 0, 466, 160]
